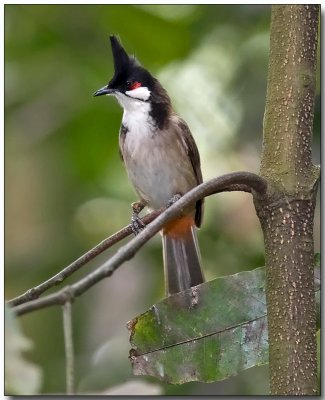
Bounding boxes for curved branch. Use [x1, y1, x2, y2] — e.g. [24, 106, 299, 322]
[10, 172, 267, 316]
[9, 173, 261, 308]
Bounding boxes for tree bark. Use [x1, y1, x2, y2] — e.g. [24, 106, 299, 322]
[253, 5, 319, 395]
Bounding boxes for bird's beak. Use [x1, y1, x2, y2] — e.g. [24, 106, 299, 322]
[93, 86, 116, 97]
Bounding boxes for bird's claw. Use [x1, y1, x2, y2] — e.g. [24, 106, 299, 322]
[131, 213, 145, 236]
[167, 193, 182, 208]
[131, 200, 146, 236]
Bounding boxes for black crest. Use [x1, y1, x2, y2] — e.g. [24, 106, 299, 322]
[110, 36, 133, 77]
[108, 35, 158, 91]
[108, 35, 138, 88]
[107, 35, 172, 128]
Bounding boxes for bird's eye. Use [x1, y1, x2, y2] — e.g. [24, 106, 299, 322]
[128, 81, 142, 90]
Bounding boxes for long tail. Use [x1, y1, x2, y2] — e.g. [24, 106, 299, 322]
[162, 215, 204, 296]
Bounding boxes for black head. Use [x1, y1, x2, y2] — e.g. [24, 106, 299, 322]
[94, 36, 158, 99]
[94, 36, 171, 128]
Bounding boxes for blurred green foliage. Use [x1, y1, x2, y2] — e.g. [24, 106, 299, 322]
[5, 4, 320, 395]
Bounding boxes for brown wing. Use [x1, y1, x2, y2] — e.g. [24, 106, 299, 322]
[174, 116, 204, 228]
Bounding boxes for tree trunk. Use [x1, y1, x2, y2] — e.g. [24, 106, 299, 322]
[253, 5, 319, 395]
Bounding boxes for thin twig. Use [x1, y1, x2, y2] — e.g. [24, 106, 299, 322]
[8, 210, 162, 307]
[10, 172, 267, 316]
[8, 179, 257, 308]
[63, 301, 75, 394]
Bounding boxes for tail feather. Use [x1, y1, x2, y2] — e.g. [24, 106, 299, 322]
[162, 218, 204, 296]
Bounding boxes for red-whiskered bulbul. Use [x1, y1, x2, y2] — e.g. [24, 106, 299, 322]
[94, 36, 204, 296]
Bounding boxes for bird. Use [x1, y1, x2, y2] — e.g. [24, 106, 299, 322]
[94, 35, 204, 296]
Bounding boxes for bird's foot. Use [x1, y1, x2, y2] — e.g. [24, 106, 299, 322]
[131, 201, 146, 236]
[131, 213, 145, 236]
[167, 193, 182, 208]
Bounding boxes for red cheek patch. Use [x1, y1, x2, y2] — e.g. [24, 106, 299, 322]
[130, 81, 142, 90]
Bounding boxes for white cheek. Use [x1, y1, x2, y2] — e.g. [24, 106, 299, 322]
[125, 86, 151, 101]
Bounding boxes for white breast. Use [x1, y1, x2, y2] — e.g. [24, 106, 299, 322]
[120, 106, 196, 210]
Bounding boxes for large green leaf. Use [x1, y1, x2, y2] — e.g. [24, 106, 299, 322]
[128, 266, 320, 384]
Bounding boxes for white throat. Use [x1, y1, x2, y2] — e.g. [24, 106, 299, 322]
[122, 100, 152, 132]
[112, 89, 153, 131]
